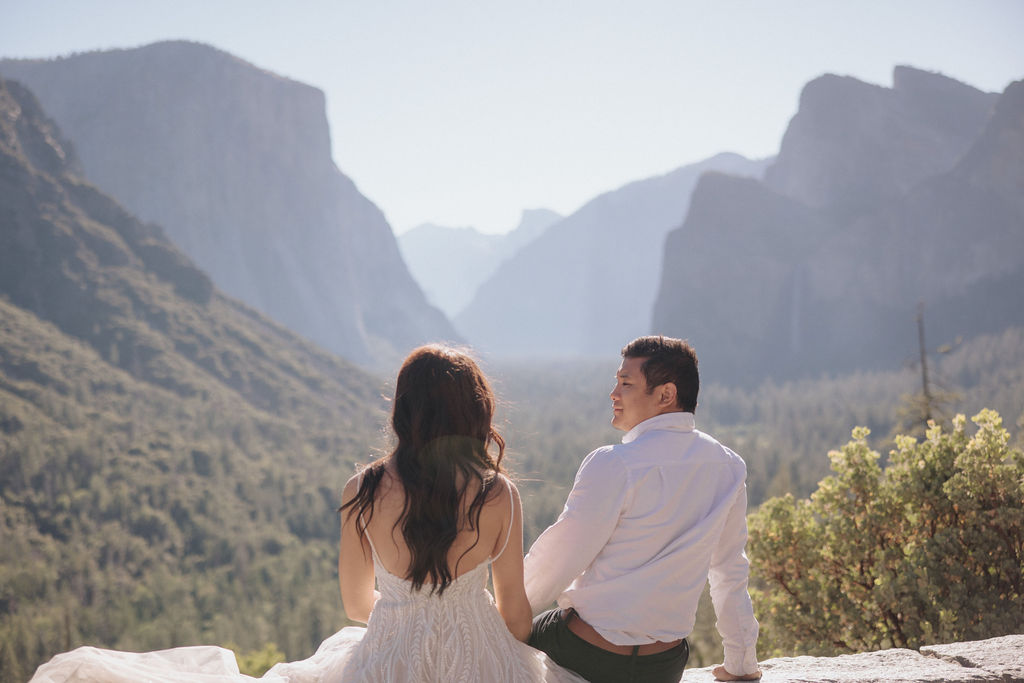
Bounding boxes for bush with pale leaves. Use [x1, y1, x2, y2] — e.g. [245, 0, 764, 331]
[748, 410, 1024, 656]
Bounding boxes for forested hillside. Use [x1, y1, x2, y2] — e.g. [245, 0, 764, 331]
[5, 312, 1022, 678]
[0, 301, 381, 680]
[495, 326, 1024, 544]
[3, 62, 1023, 682]
[0, 75, 389, 680]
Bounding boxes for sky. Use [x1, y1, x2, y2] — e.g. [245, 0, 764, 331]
[2, 1, 1023, 235]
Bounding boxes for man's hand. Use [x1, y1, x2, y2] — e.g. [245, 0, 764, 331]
[713, 665, 762, 681]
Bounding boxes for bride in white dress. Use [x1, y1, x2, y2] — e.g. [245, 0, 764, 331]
[31, 345, 586, 683]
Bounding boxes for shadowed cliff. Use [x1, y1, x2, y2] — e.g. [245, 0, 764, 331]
[653, 68, 1024, 384]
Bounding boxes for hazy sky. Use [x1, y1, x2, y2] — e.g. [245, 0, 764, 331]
[2, 1, 1022, 234]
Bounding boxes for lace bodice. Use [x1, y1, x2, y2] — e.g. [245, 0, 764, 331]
[373, 554, 491, 604]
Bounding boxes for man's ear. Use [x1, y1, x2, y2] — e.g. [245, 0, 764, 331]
[659, 382, 677, 408]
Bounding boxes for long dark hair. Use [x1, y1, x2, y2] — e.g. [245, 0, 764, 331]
[341, 344, 506, 595]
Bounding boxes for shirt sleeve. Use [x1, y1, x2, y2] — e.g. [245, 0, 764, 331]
[708, 481, 760, 676]
[523, 447, 631, 614]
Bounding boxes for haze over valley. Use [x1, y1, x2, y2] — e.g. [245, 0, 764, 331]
[1, 35, 1022, 681]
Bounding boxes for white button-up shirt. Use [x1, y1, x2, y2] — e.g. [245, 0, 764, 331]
[523, 412, 759, 675]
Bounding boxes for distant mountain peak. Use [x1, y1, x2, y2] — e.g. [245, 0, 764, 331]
[891, 64, 985, 95]
[398, 208, 563, 318]
[765, 67, 998, 211]
[454, 153, 770, 356]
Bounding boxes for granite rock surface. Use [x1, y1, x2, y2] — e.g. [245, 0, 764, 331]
[682, 635, 1023, 683]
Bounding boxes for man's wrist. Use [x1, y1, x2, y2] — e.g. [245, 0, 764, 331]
[722, 648, 759, 678]
[712, 664, 762, 681]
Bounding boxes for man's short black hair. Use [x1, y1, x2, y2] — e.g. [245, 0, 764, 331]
[621, 335, 699, 412]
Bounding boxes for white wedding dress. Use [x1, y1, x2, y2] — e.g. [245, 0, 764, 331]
[31, 521, 586, 682]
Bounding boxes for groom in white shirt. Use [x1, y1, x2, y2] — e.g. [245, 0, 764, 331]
[524, 335, 761, 683]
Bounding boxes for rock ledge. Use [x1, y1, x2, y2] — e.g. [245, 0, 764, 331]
[683, 634, 1023, 682]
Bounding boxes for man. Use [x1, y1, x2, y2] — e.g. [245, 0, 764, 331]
[524, 335, 761, 683]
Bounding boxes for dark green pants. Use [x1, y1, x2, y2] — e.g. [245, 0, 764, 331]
[528, 609, 689, 683]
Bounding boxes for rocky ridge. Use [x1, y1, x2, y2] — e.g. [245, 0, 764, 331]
[0, 74, 378, 421]
[764, 66, 997, 213]
[652, 68, 1024, 384]
[0, 41, 456, 367]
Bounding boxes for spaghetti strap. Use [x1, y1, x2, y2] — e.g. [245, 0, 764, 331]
[354, 469, 382, 563]
[357, 511, 382, 563]
[491, 475, 515, 561]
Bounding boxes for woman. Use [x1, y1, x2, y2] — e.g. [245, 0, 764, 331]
[266, 344, 584, 682]
[32, 345, 584, 682]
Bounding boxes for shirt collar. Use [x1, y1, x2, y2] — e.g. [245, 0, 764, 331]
[621, 411, 695, 444]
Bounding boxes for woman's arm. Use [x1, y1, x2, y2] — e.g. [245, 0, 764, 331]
[489, 479, 533, 642]
[338, 474, 378, 624]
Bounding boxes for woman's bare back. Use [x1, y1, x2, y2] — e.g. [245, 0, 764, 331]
[361, 466, 513, 581]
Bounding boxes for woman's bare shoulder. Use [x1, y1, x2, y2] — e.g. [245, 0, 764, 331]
[342, 460, 394, 500]
[483, 472, 520, 510]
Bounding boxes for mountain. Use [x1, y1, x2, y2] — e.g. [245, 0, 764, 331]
[398, 208, 561, 317]
[765, 66, 998, 214]
[0, 41, 456, 367]
[3, 72, 1020, 679]
[455, 153, 771, 357]
[654, 172, 837, 381]
[0, 75, 388, 677]
[0, 73, 380, 417]
[652, 68, 1024, 384]
[502, 208, 563, 252]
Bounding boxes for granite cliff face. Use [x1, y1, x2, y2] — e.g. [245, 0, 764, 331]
[0, 41, 456, 366]
[0, 75, 378, 414]
[654, 173, 837, 381]
[764, 66, 997, 213]
[455, 153, 770, 357]
[652, 68, 1024, 384]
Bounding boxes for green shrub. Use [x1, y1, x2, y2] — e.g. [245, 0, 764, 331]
[748, 410, 1024, 656]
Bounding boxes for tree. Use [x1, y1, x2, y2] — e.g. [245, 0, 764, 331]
[747, 410, 1024, 656]
[893, 303, 960, 439]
